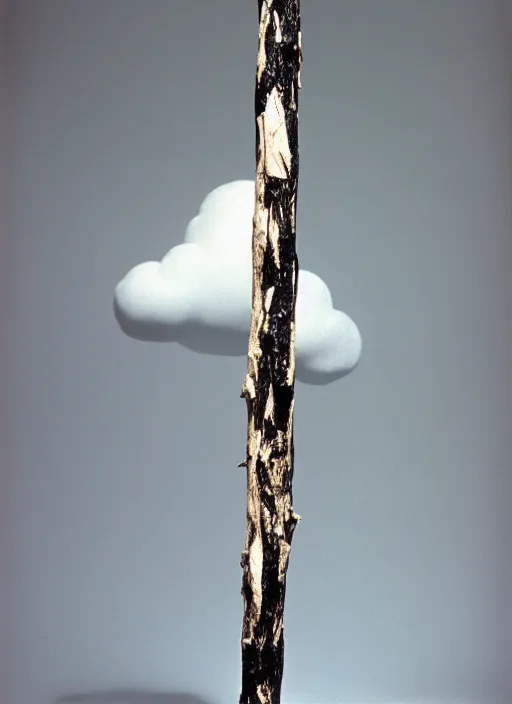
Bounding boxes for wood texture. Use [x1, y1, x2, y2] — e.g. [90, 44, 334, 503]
[239, 3, 302, 704]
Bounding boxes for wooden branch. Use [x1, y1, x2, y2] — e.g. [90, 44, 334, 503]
[239, 3, 302, 704]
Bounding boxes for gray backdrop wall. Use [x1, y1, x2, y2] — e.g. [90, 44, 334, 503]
[1, 0, 8, 700]
[5, 1, 512, 703]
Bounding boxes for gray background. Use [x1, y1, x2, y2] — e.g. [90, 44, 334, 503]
[4, 1, 512, 703]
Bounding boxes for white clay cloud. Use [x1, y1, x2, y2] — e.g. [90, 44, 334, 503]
[114, 180, 362, 385]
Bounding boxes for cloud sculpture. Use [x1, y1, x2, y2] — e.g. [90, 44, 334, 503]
[114, 180, 362, 385]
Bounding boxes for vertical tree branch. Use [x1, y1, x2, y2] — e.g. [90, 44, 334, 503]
[240, 3, 302, 704]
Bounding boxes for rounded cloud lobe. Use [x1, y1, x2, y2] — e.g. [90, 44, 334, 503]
[114, 180, 362, 385]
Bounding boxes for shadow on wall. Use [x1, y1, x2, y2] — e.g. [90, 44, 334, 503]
[57, 692, 213, 704]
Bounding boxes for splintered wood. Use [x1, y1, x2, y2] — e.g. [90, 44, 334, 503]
[239, 3, 302, 704]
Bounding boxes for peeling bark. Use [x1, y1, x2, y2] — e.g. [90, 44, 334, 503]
[239, 3, 302, 704]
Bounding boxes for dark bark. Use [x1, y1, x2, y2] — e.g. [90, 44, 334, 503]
[239, 3, 302, 704]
